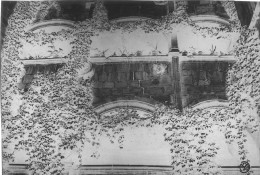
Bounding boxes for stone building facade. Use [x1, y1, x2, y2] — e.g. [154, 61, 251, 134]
[2, 1, 260, 174]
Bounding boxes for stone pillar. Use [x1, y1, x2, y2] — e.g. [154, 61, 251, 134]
[169, 52, 182, 109]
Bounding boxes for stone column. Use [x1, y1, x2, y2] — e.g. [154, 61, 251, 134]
[169, 52, 182, 109]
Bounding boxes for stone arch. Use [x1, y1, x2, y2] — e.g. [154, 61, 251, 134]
[94, 100, 156, 115]
[192, 99, 260, 167]
[192, 99, 229, 110]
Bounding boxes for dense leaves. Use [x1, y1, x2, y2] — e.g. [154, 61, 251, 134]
[1, 1, 259, 175]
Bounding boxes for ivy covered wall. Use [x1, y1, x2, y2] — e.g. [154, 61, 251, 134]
[1, 1, 260, 175]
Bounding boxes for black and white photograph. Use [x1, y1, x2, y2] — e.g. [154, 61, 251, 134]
[1, 0, 260, 174]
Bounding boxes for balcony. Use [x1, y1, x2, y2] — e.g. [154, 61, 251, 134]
[20, 19, 75, 60]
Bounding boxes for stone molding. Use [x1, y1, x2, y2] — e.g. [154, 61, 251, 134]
[192, 99, 229, 110]
[25, 19, 75, 32]
[89, 55, 171, 64]
[94, 100, 156, 114]
[110, 16, 152, 23]
[190, 15, 230, 26]
[179, 55, 236, 62]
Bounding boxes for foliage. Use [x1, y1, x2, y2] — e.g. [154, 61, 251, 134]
[1, 1, 259, 175]
[1, 1, 44, 173]
[226, 27, 260, 164]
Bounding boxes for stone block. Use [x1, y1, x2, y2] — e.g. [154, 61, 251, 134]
[135, 72, 143, 80]
[117, 72, 127, 82]
[181, 63, 191, 70]
[164, 86, 174, 95]
[148, 87, 164, 95]
[160, 75, 171, 85]
[115, 81, 127, 88]
[129, 80, 139, 87]
[130, 87, 142, 95]
[117, 64, 129, 72]
[95, 65, 103, 74]
[183, 76, 193, 85]
[140, 80, 151, 87]
[112, 88, 122, 96]
[93, 82, 103, 88]
[101, 88, 111, 96]
[199, 71, 207, 80]
[107, 72, 117, 82]
[99, 73, 107, 82]
[104, 64, 114, 73]
[143, 72, 149, 80]
[144, 63, 151, 73]
[130, 63, 139, 72]
[122, 88, 130, 94]
[93, 72, 99, 81]
[103, 82, 114, 88]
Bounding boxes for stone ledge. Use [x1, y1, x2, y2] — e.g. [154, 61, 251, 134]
[89, 56, 171, 64]
[180, 55, 236, 62]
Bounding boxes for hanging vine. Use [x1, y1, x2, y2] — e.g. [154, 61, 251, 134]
[2, 1, 259, 175]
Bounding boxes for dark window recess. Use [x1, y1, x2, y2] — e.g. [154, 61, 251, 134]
[34, 1, 94, 22]
[92, 63, 173, 106]
[60, 1, 94, 21]
[234, 1, 255, 26]
[187, 1, 229, 19]
[181, 62, 230, 106]
[104, 1, 168, 20]
[1, 1, 16, 46]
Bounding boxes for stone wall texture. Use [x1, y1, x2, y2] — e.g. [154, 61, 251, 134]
[180, 61, 230, 107]
[93, 62, 174, 106]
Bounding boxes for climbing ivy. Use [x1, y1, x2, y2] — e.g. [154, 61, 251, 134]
[2, 1, 259, 175]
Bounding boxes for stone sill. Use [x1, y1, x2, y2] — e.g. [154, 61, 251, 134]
[89, 55, 171, 64]
[180, 55, 236, 62]
[21, 58, 67, 65]
[20, 55, 236, 65]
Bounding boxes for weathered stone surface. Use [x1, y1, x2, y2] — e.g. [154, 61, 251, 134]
[107, 72, 117, 82]
[183, 76, 193, 85]
[99, 73, 107, 82]
[93, 82, 103, 88]
[103, 82, 114, 88]
[129, 80, 139, 87]
[117, 72, 127, 82]
[115, 81, 127, 88]
[160, 75, 171, 85]
[182, 70, 191, 76]
[143, 72, 149, 80]
[180, 62, 230, 107]
[148, 87, 164, 95]
[164, 86, 174, 94]
[140, 80, 151, 86]
[135, 72, 143, 80]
